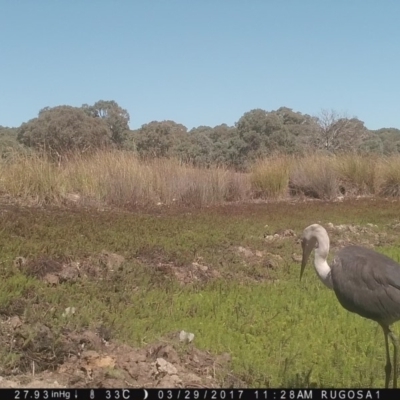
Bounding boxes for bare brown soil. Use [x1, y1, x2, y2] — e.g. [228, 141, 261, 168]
[0, 319, 236, 388]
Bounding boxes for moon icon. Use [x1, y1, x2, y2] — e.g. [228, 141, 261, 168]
[143, 389, 148, 400]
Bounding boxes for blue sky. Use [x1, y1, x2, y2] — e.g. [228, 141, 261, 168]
[1, 1, 399, 130]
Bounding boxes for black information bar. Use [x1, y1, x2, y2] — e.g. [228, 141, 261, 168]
[5, 388, 398, 400]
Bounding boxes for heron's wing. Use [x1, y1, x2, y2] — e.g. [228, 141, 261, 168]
[331, 246, 400, 325]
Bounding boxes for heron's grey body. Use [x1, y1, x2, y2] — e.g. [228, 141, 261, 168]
[300, 224, 400, 388]
[331, 246, 400, 326]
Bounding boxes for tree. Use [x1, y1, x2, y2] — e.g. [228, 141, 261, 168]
[177, 128, 213, 166]
[206, 124, 240, 167]
[274, 107, 320, 153]
[315, 109, 370, 153]
[235, 109, 274, 165]
[235, 108, 300, 167]
[359, 137, 384, 154]
[370, 128, 400, 155]
[173, 124, 241, 168]
[82, 100, 130, 147]
[0, 126, 26, 158]
[17, 105, 112, 158]
[133, 120, 188, 158]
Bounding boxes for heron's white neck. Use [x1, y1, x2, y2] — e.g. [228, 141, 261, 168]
[313, 230, 333, 290]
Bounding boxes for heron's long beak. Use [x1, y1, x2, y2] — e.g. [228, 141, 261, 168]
[300, 252, 308, 281]
[300, 240, 313, 281]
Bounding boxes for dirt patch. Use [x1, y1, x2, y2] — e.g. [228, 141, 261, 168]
[263, 228, 296, 242]
[154, 260, 222, 286]
[325, 222, 393, 248]
[14, 251, 126, 286]
[236, 246, 283, 268]
[0, 320, 238, 389]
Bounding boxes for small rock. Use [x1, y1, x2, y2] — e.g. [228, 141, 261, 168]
[92, 356, 115, 369]
[64, 193, 81, 203]
[62, 307, 76, 318]
[13, 257, 27, 270]
[179, 330, 195, 343]
[156, 374, 182, 388]
[100, 251, 125, 271]
[192, 262, 208, 272]
[291, 253, 302, 263]
[282, 229, 295, 237]
[81, 330, 104, 348]
[9, 316, 22, 329]
[263, 253, 283, 269]
[154, 358, 177, 375]
[58, 265, 79, 283]
[43, 273, 60, 285]
[237, 246, 254, 257]
[264, 235, 275, 242]
[348, 225, 357, 233]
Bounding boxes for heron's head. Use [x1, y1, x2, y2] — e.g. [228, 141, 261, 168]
[300, 224, 323, 281]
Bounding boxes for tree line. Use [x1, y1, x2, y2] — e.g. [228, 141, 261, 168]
[1, 100, 399, 170]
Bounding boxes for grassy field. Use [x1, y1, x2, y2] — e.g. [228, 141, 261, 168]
[1, 198, 400, 388]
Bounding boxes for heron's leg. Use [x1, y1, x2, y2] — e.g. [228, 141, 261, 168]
[381, 324, 391, 389]
[389, 328, 399, 389]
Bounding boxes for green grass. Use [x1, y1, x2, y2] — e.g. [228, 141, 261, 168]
[1, 199, 400, 387]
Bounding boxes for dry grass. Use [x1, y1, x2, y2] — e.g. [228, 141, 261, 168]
[2, 150, 400, 208]
[334, 153, 379, 196]
[289, 154, 338, 199]
[0, 151, 250, 208]
[377, 155, 400, 197]
[250, 156, 291, 199]
[0, 152, 62, 204]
